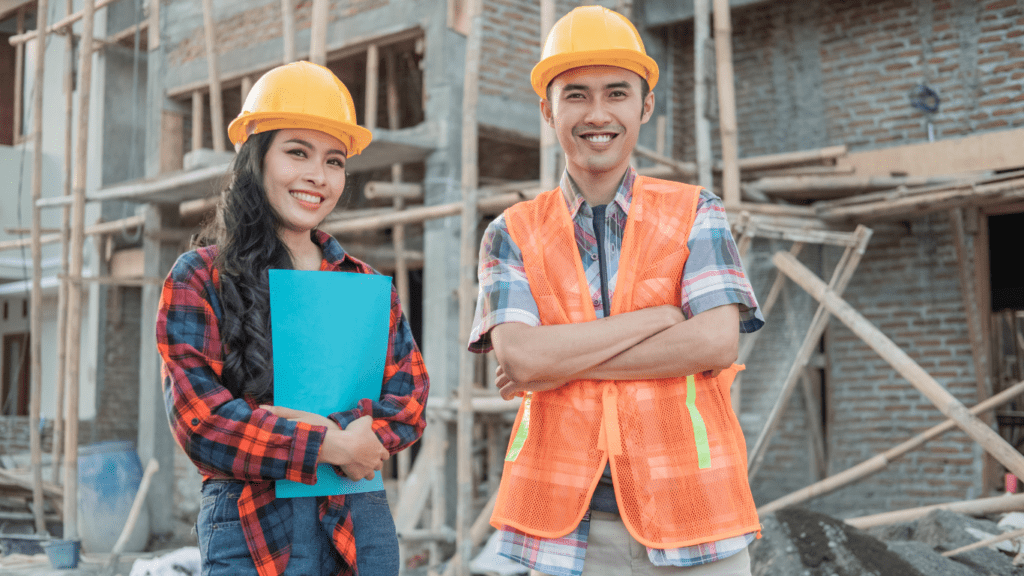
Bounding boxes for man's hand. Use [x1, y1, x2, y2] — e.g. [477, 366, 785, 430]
[495, 364, 564, 401]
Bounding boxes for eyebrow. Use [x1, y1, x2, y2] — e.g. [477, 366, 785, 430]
[562, 81, 633, 93]
[284, 138, 347, 158]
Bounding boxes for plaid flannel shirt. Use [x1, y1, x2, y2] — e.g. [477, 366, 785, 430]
[469, 168, 763, 576]
[157, 230, 428, 576]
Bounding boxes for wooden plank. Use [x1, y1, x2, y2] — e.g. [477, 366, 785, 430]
[800, 368, 827, 481]
[836, 127, 1024, 178]
[200, 0, 225, 152]
[760, 379, 1024, 514]
[712, 0, 740, 207]
[773, 251, 1024, 480]
[949, 208, 994, 405]
[27, 0, 49, 534]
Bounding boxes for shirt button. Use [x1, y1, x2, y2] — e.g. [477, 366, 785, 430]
[590, 253, 598, 260]
[191, 418, 199, 426]
[593, 299, 601, 307]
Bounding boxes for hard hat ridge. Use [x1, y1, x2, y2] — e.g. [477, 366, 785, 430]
[531, 5, 659, 99]
[227, 60, 373, 156]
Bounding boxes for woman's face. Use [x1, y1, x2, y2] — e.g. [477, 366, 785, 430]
[262, 128, 348, 236]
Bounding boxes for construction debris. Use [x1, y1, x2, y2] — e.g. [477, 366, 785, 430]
[752, 507, 1024, 576]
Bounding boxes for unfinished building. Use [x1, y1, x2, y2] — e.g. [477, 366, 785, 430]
[0, 0, 1023, 572]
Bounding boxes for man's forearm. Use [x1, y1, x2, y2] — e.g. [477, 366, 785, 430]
[491, 304, 683, 383]
[567, 304, 740, 381]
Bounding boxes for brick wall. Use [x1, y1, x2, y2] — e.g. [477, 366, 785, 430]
[92, 286, 142, 445]
[741, 216, 982, 515]
[670, 0, 1024, 160]
[814, 217, 980, 515]
[479, 0, 623, 107]
[168, 0, 389, 68]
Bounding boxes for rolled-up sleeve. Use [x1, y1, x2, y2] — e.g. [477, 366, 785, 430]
[681, 190, 765, 334]
[157, 251, 326, 484]
[468, 214, 542, 353]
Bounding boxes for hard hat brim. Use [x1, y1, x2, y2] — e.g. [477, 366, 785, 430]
[227, 112, 373, 157]
[530, 49, 660, 99]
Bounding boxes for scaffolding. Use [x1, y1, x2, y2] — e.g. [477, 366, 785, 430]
[3, 0, 1024, 574]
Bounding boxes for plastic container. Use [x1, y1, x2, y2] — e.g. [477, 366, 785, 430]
[43, 539, 80, 569]
[77, 440, 150, 554]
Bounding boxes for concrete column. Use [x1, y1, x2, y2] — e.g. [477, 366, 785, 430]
[137, 202, 180, 538]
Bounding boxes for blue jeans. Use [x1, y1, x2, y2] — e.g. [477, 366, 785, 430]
[196, 481, 397, 576]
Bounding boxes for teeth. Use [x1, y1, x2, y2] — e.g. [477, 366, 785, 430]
[584, 134, 612, 143]
[291, 191, 322, 204]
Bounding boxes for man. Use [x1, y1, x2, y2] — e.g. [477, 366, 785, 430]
[468, 6, 764, 576]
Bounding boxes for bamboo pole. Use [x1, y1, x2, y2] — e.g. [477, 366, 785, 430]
[364, 43, 378, 130]
[0, 215, 146, 252]
[52, 0, 75, 486]
[191, 91, 203, 152]
[199, 0, 225, 152]
[280, 0, 295, 63]
[8, 0, 120, 46]
[455, 0, 483, 571]
[693, 0, 712, 190]
[64, 0, 98, 544]
[538, 0, 556, 190]
[816, 177, 1024, 221]
[384, 46, 411, 490]
[309, 0, 329, 66]
[633, 145, 696, 176]
[950, 207, 997, 491]
[748, 226, 872, 480]
[13, 7, 25, 143]
[712, 0, 740, 208]
[773, 251, 1024, 480]
[943, 526, 1024, 557]
[760, 380, 1024, 514]
[845, 494, 1024, 530]
[28, 0, 50, 536]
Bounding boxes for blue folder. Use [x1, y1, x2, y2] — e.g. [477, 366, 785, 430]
[269, 269, 392, 498]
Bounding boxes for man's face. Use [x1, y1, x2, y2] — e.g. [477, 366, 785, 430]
[541, 65, 654, 180]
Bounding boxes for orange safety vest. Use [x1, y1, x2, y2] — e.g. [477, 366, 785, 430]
[491, 176, 760, 549]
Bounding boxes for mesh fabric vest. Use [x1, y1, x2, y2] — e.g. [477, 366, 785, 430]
[492, 176, 760, 548]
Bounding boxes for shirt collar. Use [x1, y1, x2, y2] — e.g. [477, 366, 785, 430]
[313, 229, 348, 266]
[559, 166, 637, 218]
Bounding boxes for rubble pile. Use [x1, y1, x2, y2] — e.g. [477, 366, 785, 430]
[751, 507, 1024, 575]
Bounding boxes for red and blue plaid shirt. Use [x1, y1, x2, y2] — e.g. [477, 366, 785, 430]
[157, 230, 428, 576]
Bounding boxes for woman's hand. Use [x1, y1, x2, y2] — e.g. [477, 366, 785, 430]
[333, 415, 389, 481]
[495, 364, 564, 401]
[261, 407, 388, 481]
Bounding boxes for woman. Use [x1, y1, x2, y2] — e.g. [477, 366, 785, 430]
[157, 61, 429, 576]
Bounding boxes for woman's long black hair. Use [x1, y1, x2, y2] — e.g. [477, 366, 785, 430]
[197, 129, 293, 404]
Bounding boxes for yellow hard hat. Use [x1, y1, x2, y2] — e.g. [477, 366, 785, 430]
[227, 61, 372, 157]
[531, 5, 659, 99]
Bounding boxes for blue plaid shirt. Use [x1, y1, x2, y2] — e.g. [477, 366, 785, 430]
[469, 168, 763, 575]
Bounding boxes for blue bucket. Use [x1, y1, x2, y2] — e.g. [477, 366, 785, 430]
[43, 539, 80, 569]
[78, 440, 150, 553]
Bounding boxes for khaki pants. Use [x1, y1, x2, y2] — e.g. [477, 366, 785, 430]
[532, 511, 751, 576]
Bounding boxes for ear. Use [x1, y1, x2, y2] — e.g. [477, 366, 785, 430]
[640, 91, 656, 124]
[540, 98, 555, 128]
